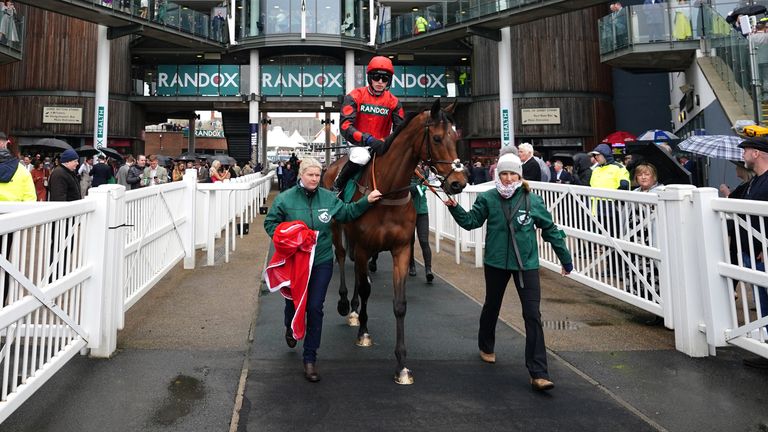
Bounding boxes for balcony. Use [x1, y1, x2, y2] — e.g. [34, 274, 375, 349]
[598, 3, 701, 72]
[0, 15, 24, 65]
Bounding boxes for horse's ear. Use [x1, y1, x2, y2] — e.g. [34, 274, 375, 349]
[444, 99, 457, 114]
[430, 98, 441, 121]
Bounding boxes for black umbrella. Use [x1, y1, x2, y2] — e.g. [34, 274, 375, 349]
[152, 154, 173, 165]
[726, 5, 767, 23]
[549, 152, 574, 166]
[628, 143, 691, 186]
[74, 145, 124, 161]
[175, 152, 200, 162]
[25, 138, 73, 150]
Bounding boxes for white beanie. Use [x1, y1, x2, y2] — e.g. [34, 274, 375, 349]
[495, 153, 523, 177]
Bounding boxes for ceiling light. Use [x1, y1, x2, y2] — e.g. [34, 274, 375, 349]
[411, 7, 418, 11]
[196, 54, 203, 58]
[388, 55, 394, 59]
[461, 57, 467, 61]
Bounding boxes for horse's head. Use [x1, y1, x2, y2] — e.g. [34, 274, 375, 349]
[418, 99, 467, 196]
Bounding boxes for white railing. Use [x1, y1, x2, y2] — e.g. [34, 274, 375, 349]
[427, 182, 768, 360]
[0, 169, 273, 423]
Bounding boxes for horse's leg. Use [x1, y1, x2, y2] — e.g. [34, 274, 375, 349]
[353, 248, 373, 347]
[391, 244, 414, 385]
[334, 224, 351, 316]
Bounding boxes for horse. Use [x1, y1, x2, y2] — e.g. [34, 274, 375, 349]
[322, 98, 467, 384]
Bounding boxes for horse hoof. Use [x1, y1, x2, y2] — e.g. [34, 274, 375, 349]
[394, 368, 414, 385]
[347, 312, 360, 327]
[337, 300, 350, 317]
[356, 333, 373, 347]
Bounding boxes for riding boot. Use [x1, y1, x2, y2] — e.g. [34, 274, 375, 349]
[408, 262, 417, 277]
[332, 161, 362, 197]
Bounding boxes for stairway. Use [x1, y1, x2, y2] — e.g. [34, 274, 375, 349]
[221, 111, 253, 164]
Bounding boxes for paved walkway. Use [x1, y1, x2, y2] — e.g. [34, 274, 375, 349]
[3, 191, 768, 431]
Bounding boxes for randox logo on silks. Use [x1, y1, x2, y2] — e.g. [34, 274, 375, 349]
[359, 104, 390, 116]
[318, 210, 331, 224]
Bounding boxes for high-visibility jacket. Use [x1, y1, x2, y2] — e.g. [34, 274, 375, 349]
[415, 16, 428, 34]
[590, 162, 630, 190]
[0, 161, 36, 202]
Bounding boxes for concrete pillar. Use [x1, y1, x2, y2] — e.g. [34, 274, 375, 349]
[188, 114, 196, 154]
[94, 26, 110, 151]
[498, 26, 514, 148]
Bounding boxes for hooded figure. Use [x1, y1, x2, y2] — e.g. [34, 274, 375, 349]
[589, 143, 630, 190]
[571, 153, 593, 186]
[0, 143, 36, 202]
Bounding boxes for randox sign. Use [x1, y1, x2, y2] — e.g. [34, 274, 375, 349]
[261, 66, 344, 96]
[157, 65, 240, 96]
[389, 66, 447, 97]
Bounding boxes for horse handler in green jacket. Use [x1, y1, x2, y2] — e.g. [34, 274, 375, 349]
[445, 153, 573, 392]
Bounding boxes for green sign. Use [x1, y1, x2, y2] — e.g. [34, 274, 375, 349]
[96, 106, 105, 148]
[389, 66, 447, 97]
[261, 65, 344, 96]
[157, 65, 240, 96]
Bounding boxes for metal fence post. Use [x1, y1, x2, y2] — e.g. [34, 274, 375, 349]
[83, 184, 126, 358]
[658, 185, 710, 357]
[691, 188, 731, 352]
[183, 169, 197, 269]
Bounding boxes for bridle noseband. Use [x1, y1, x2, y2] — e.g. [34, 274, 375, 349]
[419, 119, 464, 198]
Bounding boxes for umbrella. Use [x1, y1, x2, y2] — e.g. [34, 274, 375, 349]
[208, 154, 232, 164]
[628, 143, 691, 186]
[24, 138, 73, 150]
[549, 152, 574, 166]
[175, 152, 200, 162]
[153, 154, 173, 166]
[636, 129, 679, 141]
[678, 135, 744, 162]
[726, 5, 767, 24]
[73, 145, 124, 161]
[601, 131, 636, 144]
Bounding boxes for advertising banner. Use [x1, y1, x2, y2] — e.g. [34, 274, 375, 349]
[390, 66, 447, 97]
[261, 65, 344, 96]
[157, 65, 240, 96]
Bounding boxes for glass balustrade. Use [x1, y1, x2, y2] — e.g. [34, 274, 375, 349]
[236, 0, 369, 40]
[0, 14, 24, 54]
[85, 0, 228, 43]
[598, 3, 701, 56]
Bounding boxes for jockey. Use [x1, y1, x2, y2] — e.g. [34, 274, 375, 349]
[332, 56, 405, 195]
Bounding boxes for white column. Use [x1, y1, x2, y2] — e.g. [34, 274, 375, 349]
[94, 25, 110, 152]
[301, 0, 307, 40]
[498, 26, 514, 148]
[228, 3, 237, 44]
[368, 0, 376, 45]
[249, 50, 261, 167]
[345, 49, 355, 93]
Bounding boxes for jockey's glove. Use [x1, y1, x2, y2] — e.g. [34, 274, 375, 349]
[365, 135, 386, 153]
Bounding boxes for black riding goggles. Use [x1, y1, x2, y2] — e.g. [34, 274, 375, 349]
[368, 73, 391, 83]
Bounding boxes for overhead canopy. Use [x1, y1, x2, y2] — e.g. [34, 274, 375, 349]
[266, 126, 305, 149]
[289, 130, 306, 146]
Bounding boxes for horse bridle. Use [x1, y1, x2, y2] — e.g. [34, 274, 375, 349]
[419, 119, 464, 198]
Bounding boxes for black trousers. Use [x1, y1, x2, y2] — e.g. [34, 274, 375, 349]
[409, 213, 431, 268]
[480, 265, 549, 379]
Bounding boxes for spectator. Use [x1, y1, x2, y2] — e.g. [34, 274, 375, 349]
[116, 155, 134, 188]
[282, 162, 297, 190]
[276, 161, 285, 190]
[30, 159, 50, 201]
[444, 153, 572, 392]
[49, 149, 81, 202]
[719, 162, 755, 198]
[414, 14, 428, 34]
[550, 160, 573, 184]
[127, 154, 147, 189]
[142, 155, 169, 186]
[633, 163, 662, 193]
[589, 143, 630, 242]
[242, 162, 254, 175]
[534, 151, 551, 182]
[90, 154, 114, 188]
[78, 156, 93, 198]
[0, 132, 35, 202]
[518, 143, 541, 181]
[172, 161, 185, 182]
[470, 161, 489, 184]
[210, 160, 229, 182]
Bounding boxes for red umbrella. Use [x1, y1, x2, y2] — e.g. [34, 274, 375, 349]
[602, 131, 637, 144]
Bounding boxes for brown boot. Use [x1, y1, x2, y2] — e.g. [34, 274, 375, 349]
[303, 362, 320, 382]
[479, 350, 496, 364]
[530, 378, 554, 391]
[285, 328, 297, 348]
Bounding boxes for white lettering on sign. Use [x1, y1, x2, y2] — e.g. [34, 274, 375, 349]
[391, 73, 446, 89]
[261, 72, 344, 88]
[159, 72, 239, 88]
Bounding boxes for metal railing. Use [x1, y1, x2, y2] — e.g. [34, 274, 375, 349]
[0, 15, 25, 55]
[598, 3, 702, 55]
[427, 181, 768, 360]
[0, 169, 273, 423]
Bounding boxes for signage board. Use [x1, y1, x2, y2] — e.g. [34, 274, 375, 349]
[501, 108, 510, 145]
[521, 108, 561, 125]
[43, 107, 82, 124]
[96, 106, 106, 149]
[261, 65, 344, 96]
[157, 65, 240, 96]
[195, 129, 225, 138]
[389, 66, 447, 97]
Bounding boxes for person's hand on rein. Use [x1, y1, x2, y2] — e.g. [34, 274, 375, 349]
[444, 198, 458, 207]
[368, 189, 383, 203]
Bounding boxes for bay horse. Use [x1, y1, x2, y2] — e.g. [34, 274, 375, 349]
[322, 99, 467, 384]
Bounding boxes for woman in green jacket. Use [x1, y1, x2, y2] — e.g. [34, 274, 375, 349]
[445, 153, 573, 391]
[264, 157, 381, 382]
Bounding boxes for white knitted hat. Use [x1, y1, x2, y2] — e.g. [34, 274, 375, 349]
[496, 153, 523, 177]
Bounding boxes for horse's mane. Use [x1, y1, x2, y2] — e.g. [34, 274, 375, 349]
[384, 107, 454, 147]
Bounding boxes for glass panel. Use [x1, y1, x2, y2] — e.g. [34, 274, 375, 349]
[316, 0, 339, 34]
[266, 0, 290, 33]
